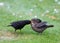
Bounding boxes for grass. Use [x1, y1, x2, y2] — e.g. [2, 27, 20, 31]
[0, 0, 60, 43]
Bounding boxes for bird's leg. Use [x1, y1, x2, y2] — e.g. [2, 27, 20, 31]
[36, 32, 42, 35]
[14, 29, 17, 33]
[20, 29, 23, 34]
[15, 29, 16, 32]
[40, 32, 42, 35]
[20, 30, 22, 34]
[39, 32, 43, 35]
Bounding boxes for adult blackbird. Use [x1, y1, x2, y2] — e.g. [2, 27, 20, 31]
[8, 20, 31, 32]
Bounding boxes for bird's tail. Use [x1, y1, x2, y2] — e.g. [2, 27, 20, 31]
[47, 25, 54, 28]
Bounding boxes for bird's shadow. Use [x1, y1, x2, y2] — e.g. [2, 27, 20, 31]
[11, 30, 46, 37]
[6, 29, 50, 36]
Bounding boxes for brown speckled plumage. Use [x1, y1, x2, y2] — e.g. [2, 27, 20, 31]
[31, 18, 54, 33]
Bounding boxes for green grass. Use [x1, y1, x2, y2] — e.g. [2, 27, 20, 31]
[0, 0, 60, 43]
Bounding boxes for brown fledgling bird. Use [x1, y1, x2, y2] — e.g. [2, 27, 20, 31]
[31, 18, 54, 33]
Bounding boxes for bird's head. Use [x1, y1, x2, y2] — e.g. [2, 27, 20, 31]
[31, 18, 42, 24]
[24, 20, 31, 24]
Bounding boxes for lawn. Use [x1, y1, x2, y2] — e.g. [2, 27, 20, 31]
[0, 0, 60, 43]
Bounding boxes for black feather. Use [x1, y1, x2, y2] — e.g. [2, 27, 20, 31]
[8, 20, 31, 32]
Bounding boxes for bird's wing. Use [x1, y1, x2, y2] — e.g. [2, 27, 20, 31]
[36, 22, 47, 28]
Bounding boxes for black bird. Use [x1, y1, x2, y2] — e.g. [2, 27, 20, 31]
[31, 18, 54, 33]
[8, 20, 31, 32]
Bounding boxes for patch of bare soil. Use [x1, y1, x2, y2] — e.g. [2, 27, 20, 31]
[0, 30, 18, 40]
